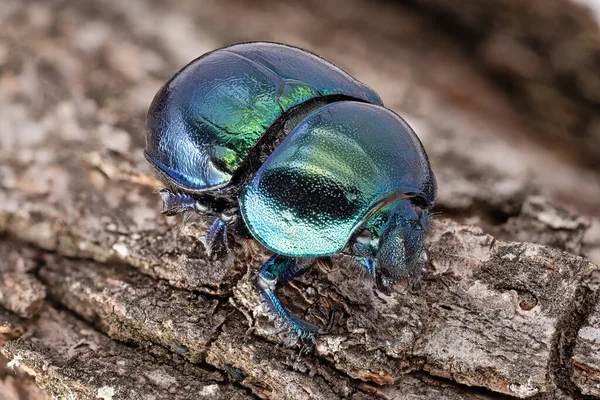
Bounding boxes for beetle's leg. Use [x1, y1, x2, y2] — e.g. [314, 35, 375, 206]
[354, 256, 396, 293]
[198, 211, 237, 258]
[258, 255, 320, 340]
[158, 189, 230, 257]
[158, 189, 209, 216]
[159, 189, 194, 215]
[354, 256, 377, 277]
[199, 217, 227, 258]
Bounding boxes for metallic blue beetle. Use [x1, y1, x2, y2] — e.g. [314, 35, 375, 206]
[145, 42, 437, 340]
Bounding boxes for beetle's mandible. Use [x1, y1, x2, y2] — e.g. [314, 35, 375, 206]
[145, 42, 438, 341]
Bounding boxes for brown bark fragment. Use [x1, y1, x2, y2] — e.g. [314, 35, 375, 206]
[206, 316, 349, 400]
[497, 196, 591, 255]
[415, 221, 597, 397]
[39, 254, 230, 363]
[0, 354, 50, 400]
[572, 294, 600, 396]
[354, 374, 504, 399]
[229, 220, 597, 398]
[0, 307, 27, 346]
[1, 307, 253, 400]
[27, 218, 588, 398]
[0, 243, 46, 318]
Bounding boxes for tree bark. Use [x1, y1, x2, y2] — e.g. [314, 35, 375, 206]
[1, 0, 600, 399]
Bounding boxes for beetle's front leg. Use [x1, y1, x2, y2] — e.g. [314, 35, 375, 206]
[159, 189, 208, 216]
[354, 256, 396, 294]
[258, 255, 321, 341]
[354, 256, 377, 277]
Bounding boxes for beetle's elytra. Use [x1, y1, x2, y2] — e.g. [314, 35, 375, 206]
[145, 42, 437, 340]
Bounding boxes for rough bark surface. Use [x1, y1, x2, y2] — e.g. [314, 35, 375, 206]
[0, 243, 46, 319]
[1, 0, 600, 399]
[3, 307, 253, 400]
[572, 296, 600, 396]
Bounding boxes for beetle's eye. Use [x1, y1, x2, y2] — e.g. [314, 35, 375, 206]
[356, 229, 372, 244]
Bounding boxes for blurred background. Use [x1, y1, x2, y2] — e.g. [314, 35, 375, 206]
[1, 0, 600, 396]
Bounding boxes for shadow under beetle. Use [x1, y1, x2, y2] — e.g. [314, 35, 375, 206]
[145, 42, 438, 341]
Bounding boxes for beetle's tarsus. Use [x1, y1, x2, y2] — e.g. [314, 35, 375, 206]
[159, 189, 197, 216]
[354, 256, 377, 277]
[258, 255, 320, 342]
[199, 217, 228, 258]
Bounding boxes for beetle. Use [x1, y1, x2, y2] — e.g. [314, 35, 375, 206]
[145, 42, 437, 340]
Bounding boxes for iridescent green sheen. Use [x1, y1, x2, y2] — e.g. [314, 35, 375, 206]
[145, 42, 382, 192]
[145, 42, 438, 340]
[240, 101, 437, 257]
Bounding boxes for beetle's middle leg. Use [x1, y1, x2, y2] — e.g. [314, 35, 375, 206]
[258, 255, 320, 340]
[198, 216, 227, 257]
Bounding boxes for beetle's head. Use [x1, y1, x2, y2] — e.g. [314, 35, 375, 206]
[350, 199, 429, 293]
